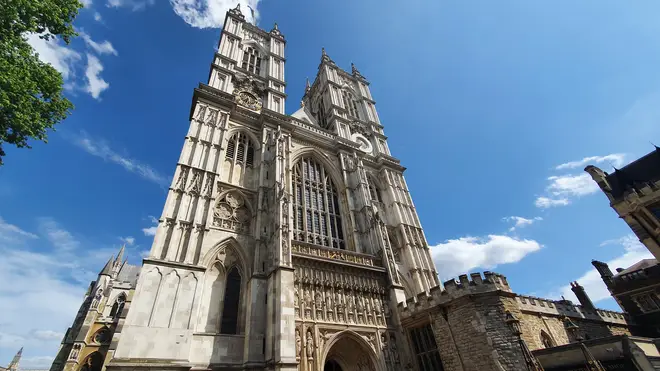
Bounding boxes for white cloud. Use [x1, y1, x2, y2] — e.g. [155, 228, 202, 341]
[107, 0, 155, 11]
[555, 154, 626, 171]
[534, 196, 570, 209]
[38, 217, 80, 251]
[0, 216, 39, 240]
[84, 54, 110, 99]
[503, 216, 542, 232]
[170, 0, 261, 28]
[142, 216, 158, 236]
[0, 216, 112, 367]
[431, 235, 542, 280]
[94, 12, 103, 21]
[120, 236, 135, 246]
[70, 131, 170, 187]
[547, 173, 599, 197]
[556, 235, 654, 304]
[81, 0, 93, 6]
[32, 330, 65, 341]
[25, 33, 81, 80]
[79, 31, 118, 55]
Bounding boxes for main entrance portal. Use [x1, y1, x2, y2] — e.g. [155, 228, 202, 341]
[321, 333, 378, 371]
[323, 360, 342, 371]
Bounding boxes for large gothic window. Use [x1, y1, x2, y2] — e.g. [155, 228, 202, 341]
[241, 47, 261, 75]
[109, 293, 126, 320]
[341, 90, 359, 118]
[293, 156, 345, 249]
[220, 267, 241, 334]
[317, 98, 328, 128]
[367, 177, 383, 203]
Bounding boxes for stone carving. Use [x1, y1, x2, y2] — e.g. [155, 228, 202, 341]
[290, 242, 380, 266]
[389, 333, 400, 365]
[295, 328, 301, 360]
[205, 108, 218, 127]
[69, 344, 82, 360]
[236, 91, 262, 111]
[195, 105, 207, 122]
[91, 288, 103, 309]
[174, 167, 188, 191]
[187, 170, 202, 194]
[212, 191, 251, 233]
[202, 175, 214, 198]
[233, 74, 265, 112]
[243, 29, 267, 47]
[306, 328, 315, 371]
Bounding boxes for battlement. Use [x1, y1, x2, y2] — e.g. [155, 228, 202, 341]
[397, 271, 512, 320]
[516, 295, 631, 325]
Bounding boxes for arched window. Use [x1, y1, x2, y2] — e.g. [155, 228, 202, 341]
[220, 267, 242, 334]
[79, 352, 103, 371]
[293, 156, 345, 249]
[225, 132, 255, 168]
[110, 293, 126, 320]
[341, 90, 359, 118]
[540, 331, 555, 348]
[317, 98, 328, 128]
[241, 47, 261, 75]
[367, 177, 383, 203]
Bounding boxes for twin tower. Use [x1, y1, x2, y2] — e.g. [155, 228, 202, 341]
[107, 5, 437, 371]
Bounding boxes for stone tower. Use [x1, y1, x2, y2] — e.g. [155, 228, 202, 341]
[108, 5, 438, 371]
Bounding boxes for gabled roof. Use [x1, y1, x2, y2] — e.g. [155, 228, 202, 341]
[291, 105, 318, 126]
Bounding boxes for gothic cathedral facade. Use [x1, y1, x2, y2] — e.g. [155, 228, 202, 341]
[108, 5, 438, 371]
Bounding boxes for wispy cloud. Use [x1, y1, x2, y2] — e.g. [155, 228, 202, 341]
[503, 216, 542, 232]
[84, 54, 110, 99]
[38, 217, 80, 251]
[119, 236, 135, 246]
[555, 154, 626, 171]
[25, 33, 81, 80]
[79, 31, 118, 56]
[170, 0, 260, 28]
[0, 216, 39, 240]
[106, 0, 155, 11]
[431, 234, 542, 280]
[142, 215, 158, 236]
[534, 153, 625, 209]
[94, 12, 103, 21]
[534, 196, 570, 209]
[69, 131, 170, 187]
[553, 235, 654, 304]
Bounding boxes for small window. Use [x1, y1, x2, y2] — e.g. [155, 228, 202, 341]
[273, 97, 281, 113]
[634, 292, 660, 313]
[109, 293, 126, 320]
[409, 325, 444, 371]
[220, 267, 242, 334]
[540, 331, 555, 348]
[241, 47, 261, 75]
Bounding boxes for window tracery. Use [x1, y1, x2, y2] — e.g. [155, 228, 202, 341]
[220, 266, 242, 334]
[222, 132, 257, 188]
[241, 47, 261, 75]
[317, 98, 328, 128]
[342, 90, 359, 118]
[110, 293, 126, 320]
[212, 191, 251, 233]
[540, 330, 555, 348]
[292, 156, 344, 249]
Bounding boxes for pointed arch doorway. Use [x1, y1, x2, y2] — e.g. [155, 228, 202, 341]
[322, 331, 379, 371]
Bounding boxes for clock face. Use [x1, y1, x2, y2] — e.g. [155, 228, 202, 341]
[352, 133, 373, 154]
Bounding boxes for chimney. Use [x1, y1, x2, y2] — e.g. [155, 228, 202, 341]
[570, 281, 595, 311]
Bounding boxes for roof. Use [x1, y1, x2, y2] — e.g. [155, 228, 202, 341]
[605, 147, 660, 198]
[291, 105, 318, 126]
[616, 258, 659, 276]
[116, 263, 141, 287]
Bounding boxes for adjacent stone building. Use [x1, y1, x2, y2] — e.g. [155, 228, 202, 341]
[50, 247, 140, 371]
[1, 348, 23, 371]
[585, 148, 660, 338]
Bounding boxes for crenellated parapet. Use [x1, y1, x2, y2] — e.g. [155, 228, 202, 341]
[397, 271, 512, 320]
[516, 295, 631, 325]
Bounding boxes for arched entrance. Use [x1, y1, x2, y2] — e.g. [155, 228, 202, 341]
[322, 332, 379, 371]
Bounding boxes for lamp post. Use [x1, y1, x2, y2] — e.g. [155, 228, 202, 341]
[563, 317, 606, 371]
[505, 311, 544, 371]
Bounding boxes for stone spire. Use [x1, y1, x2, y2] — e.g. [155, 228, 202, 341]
[112, 244, 126, 277]
[351, 62, 364, 79]
[100, 255, 114, 277]
[7, 347, 22, 371]
[320, 47, 335, 65]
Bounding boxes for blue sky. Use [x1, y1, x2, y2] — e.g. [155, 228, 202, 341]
[2, 0, 660, 367]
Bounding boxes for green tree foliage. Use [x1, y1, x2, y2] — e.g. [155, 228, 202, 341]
[0, 0, 83, 165]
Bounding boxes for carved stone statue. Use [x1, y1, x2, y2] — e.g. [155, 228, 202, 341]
[295, 329, 301, 359]
[306, 330, 314, 359]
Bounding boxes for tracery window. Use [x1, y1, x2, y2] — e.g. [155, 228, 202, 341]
[341, 90, 359, 118]
[293, 156, 345, 249]
[241, 47, 261, 75]
[409, 325, 444, 371]
[225, 132, 255, 168]
[220, 267, 242, 334]
[367, 177, 383, 203]
[317, 98, 328, 128]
